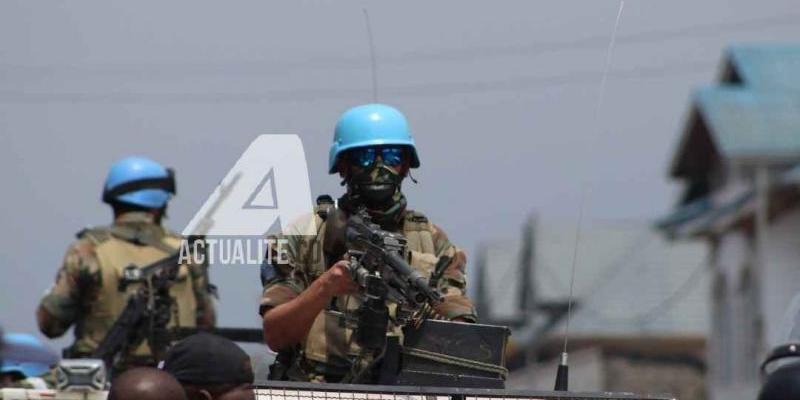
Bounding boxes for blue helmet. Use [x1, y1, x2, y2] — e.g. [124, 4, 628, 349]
[102, 156, 175, 209]
[329, 103, 421, 174]
[1, 333, 59, 378]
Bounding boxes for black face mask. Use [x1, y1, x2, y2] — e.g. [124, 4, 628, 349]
[346, 161, 404, 210]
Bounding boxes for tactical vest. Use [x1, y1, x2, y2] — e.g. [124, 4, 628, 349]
[72, 225, 198, 359]
[296, 207, 440, 371]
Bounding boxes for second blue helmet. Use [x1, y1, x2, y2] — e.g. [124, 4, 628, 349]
[1, 333, 59, 378]
[102, 156, 175, 209]
[329, 103, 421, 174]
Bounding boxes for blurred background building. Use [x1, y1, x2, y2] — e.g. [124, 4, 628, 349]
[473, 216, 708, 399]
[475, 44, 800, 400]
[659, 44, 800, 400]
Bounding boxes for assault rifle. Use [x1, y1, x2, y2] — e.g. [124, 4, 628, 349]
[344, 209, 443, 352]
[317, 208, 508, 387]
[91, 250, 184, 370]
[346, 210, 442, 307]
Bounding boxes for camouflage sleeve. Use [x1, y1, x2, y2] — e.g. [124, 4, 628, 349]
[430, 224, 478, 322]
[38, 239, 101, 337]
[258, 234, 308, 316]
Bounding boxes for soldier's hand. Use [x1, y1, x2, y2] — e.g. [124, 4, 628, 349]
[321, 260, 358, 297]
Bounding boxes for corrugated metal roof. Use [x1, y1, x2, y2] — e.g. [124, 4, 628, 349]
[478, 218, 709, 337]
[659, 163, 800, 238]
[656, 197, 713, 232]
[658, 183, 754, 238]
[694, 87, 800, 159]
[726, 45, 800, 90]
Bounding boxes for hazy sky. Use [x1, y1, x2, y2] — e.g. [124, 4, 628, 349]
[2, 0, 799, 349]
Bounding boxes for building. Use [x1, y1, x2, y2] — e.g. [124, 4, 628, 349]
[474, 216, 708, 399]
[658, 44, 800, 400]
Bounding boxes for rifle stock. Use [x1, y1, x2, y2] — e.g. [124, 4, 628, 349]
[91, 294, 148, 368]
[91, 250, 184, 370]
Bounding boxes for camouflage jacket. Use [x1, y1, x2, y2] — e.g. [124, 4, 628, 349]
[37, 212, 215, 366]
[259, 205, 476, 382]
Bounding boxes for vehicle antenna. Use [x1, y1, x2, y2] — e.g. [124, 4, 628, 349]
[363, 8, 379, 103]
[556, 0, 625, 391]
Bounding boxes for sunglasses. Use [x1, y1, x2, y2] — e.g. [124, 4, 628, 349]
[349, 146, 405, 168]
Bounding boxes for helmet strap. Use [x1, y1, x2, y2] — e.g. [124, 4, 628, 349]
[102, 168, 176, 204]
[407, 170, 418, 184]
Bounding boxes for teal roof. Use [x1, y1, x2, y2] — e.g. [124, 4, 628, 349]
[726, 45, 800, 90]
[670, 44, 800, 177]
[659, 163, 800, 238]
[656, 197, 712, 231]
[694, 87, 800, 158]
[665, 44, 800, 232]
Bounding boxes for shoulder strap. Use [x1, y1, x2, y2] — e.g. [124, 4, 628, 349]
[402, 210, 431, 233]
[76, 226, 113, 245]
[402, 210, 436, 255]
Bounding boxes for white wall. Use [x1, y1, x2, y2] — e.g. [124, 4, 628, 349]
[709, 230, 759, 400]
[708, 207, 800, 400]
[761, 208, 800, 347]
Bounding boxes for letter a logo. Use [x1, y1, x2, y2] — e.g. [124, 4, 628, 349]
[182, 135, 315, 237]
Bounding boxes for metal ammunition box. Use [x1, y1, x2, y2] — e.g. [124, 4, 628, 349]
[397, 320, 510, 388]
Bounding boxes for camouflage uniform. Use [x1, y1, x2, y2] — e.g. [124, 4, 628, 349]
[260, 205, 476, 382]
[37, 212, 215, 368]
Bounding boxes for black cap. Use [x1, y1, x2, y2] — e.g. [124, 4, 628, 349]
[162, 333, 254, 385]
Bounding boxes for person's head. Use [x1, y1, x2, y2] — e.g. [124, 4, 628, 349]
[108, 367, 187, 400]
[329, 104, 420, 211]
[162, 333, 254, 400]
[102, 156, 176, 221]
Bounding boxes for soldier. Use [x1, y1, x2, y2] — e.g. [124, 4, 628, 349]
[36, 156, 215, 370]
[260, 103, 477, 383]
